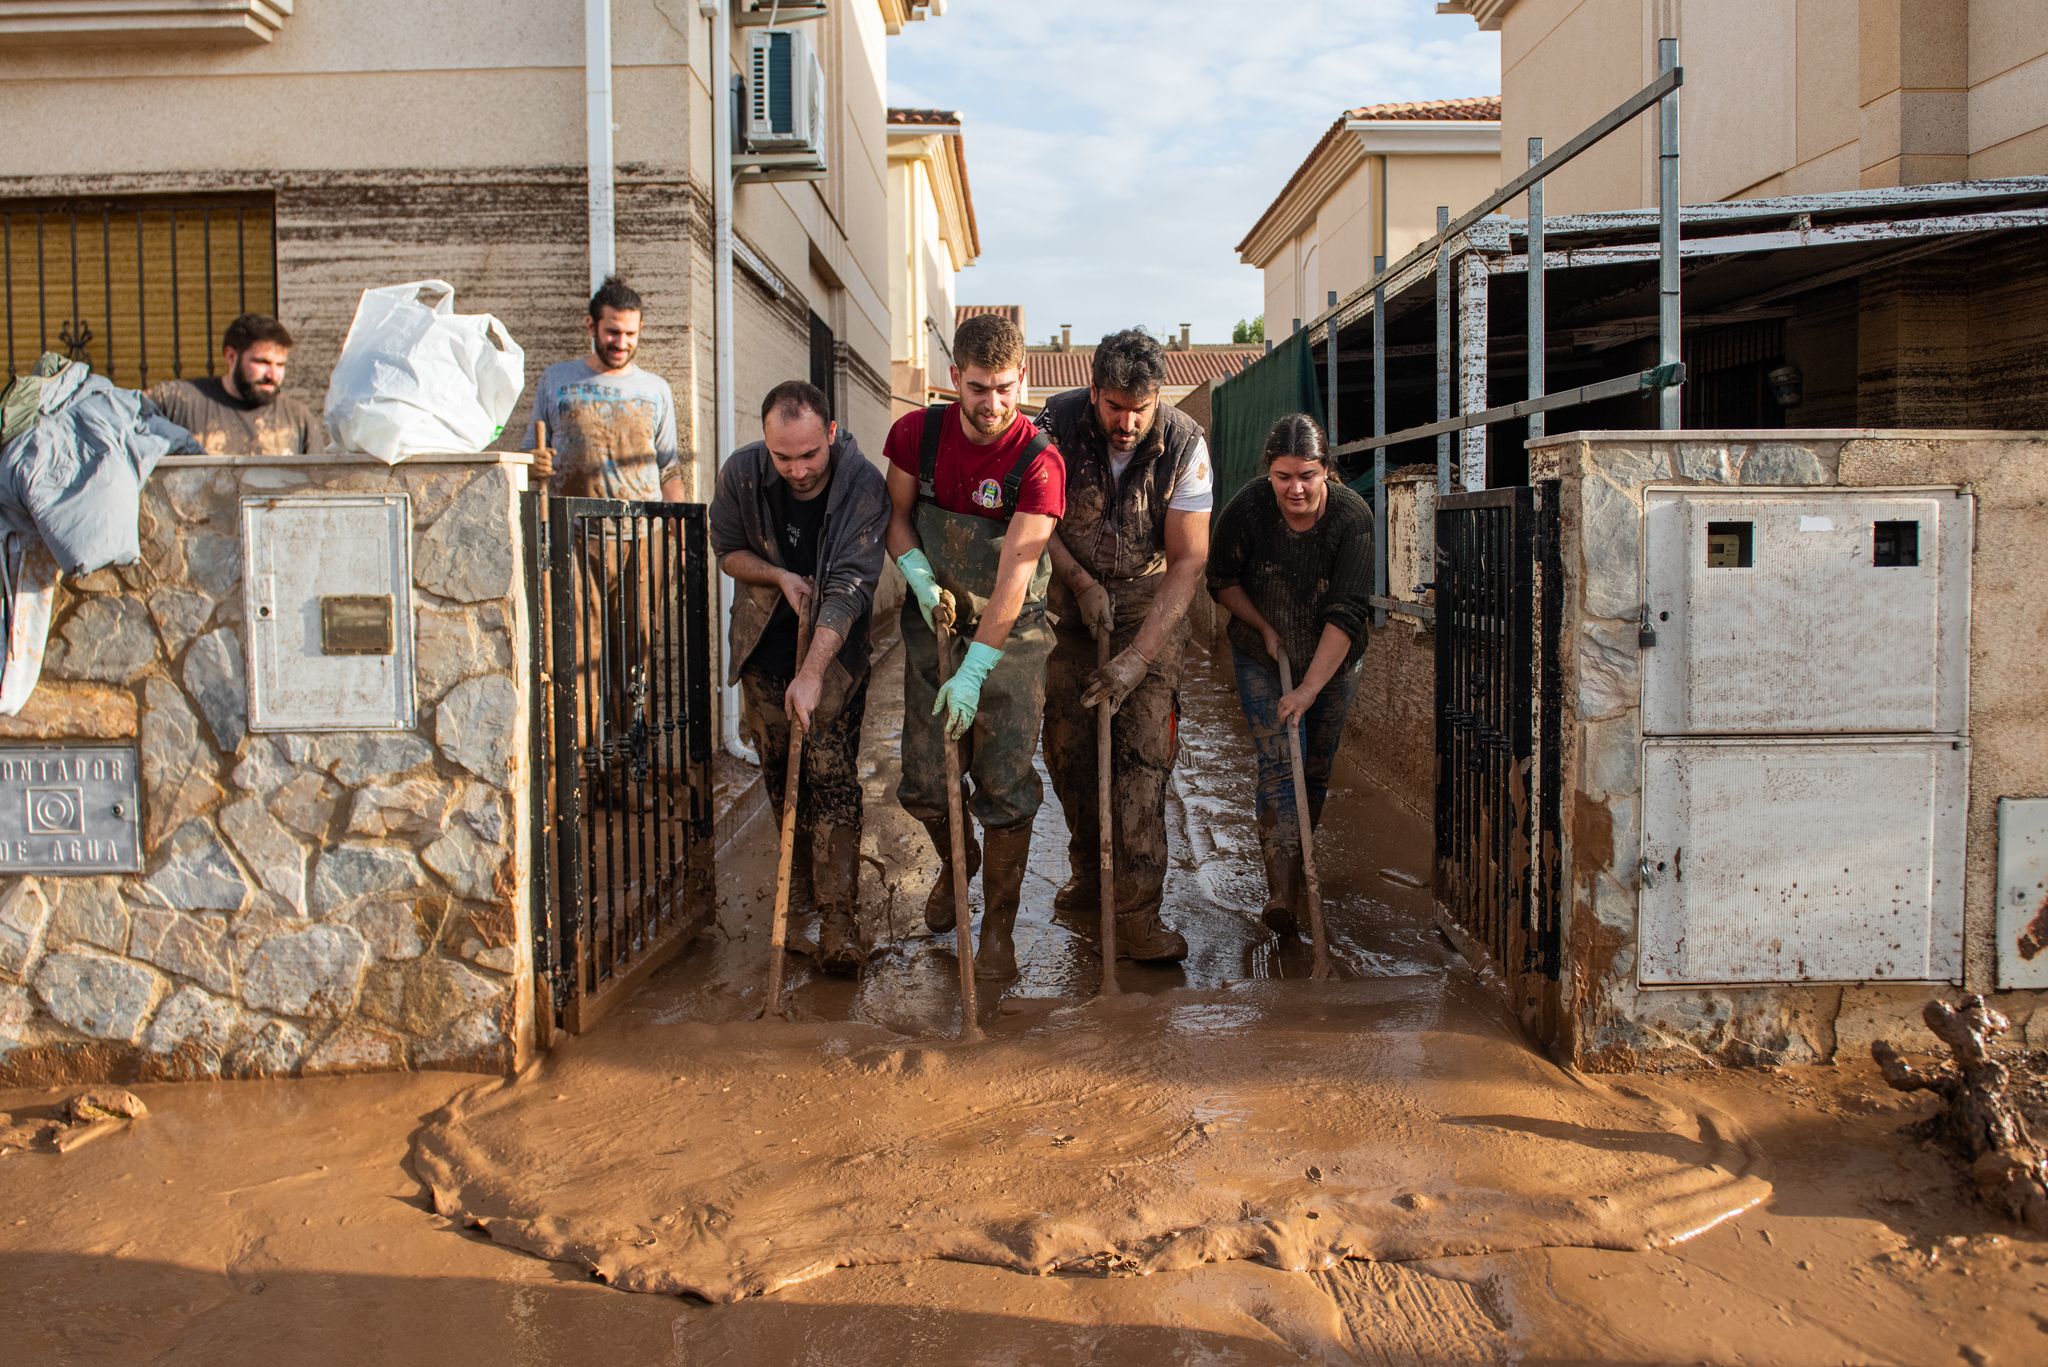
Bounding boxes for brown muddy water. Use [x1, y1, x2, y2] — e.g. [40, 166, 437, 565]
[3, 641, 2045, 1364]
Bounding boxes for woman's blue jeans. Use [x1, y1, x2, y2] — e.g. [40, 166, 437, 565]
[1230, 647, 1363, 854]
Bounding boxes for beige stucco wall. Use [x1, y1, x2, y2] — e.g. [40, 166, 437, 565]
[1532, 429, 2048, 1071]
[0, 0, 900, 464]
[1260, 150, 1502, 330]
[1471, 0, 2046, 213]
[2, 1, 911, 741]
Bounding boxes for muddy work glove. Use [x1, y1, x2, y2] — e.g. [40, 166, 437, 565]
[1073, 580, 1114, 641]
[934, 641, 1003, 740]
[896, 549, 944, 630]
[1081, 645, 1150, 713]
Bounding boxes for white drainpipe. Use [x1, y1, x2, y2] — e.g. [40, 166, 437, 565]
[706, 0, 752, 762]
[585, 0, 616, 291]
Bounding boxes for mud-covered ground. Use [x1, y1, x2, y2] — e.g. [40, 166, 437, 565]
[3, 641, 2045, 1365]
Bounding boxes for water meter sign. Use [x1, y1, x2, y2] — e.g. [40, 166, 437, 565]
[0, 745, 142, 873]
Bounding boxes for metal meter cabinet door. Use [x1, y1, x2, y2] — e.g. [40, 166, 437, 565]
[1641, 488, 1971, 737]
[242, 495, 416, 731]
[1639, 736, 1967, 986]
[1996, 798, 2048, 990]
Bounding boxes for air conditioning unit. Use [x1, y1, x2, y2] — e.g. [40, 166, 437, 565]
[744, 27, 826, 157]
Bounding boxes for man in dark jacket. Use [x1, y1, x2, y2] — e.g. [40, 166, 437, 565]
[1036, 329, 1213, 962]
[710, 381, 890, 972]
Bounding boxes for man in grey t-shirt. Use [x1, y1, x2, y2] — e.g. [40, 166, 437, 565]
[524, 276, 682, 501]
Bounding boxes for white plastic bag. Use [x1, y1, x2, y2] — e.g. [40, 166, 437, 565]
[323, 280, 525, 463]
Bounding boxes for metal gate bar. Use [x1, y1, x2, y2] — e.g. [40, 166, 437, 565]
[1434, 486, 1546, 978]
[534, 496, 713, 1036]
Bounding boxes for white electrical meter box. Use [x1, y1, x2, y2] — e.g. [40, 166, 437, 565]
[1639, 736, 1967, 985]
[1642, 487, 1971, 736]
[1996, 797, 2048, 990]
[242, 495, 415, 732]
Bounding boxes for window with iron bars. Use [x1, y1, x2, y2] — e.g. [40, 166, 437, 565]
[1, 192, 278, 391]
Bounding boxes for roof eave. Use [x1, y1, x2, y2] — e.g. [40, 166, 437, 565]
[1236, 118, 1366, 265]
[1346, 120, 1502, 156]
[1434, 0, 1516, 33]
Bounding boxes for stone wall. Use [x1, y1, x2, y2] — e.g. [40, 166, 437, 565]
[1534, 429, 2048, 1071]
[0, 455, 533, 1084]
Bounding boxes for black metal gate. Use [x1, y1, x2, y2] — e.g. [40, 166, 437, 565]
[525, 495, 714, 1036]
[1433, 483, 1563, 986]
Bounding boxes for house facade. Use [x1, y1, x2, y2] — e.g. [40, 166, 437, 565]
[1439, 0, 2048, 213]
[1237, 97, 1502, 336]
[0, 0, 953, 476]
[886, 108, 980, 420]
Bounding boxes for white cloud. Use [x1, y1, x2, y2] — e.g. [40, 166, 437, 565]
[887, 0, 1499, 341]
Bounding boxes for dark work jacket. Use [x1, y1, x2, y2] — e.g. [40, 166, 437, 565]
[1034, 388, 1207, 628]
[708, 432, 889, 705]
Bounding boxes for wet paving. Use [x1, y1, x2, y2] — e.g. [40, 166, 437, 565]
[3, 637, 2046, 1364]
[662, 635, 1452, 1034]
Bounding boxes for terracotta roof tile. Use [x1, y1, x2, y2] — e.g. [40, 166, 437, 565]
[1346, 95, 1501, 122]
[887, 107, 962, 126]
[1237, 96, 1500, 257]
[1026, 347, 1264, 391]
[956, 305, 1024, 332]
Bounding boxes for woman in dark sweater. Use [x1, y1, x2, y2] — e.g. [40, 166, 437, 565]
[1206, 414, 1373, 937]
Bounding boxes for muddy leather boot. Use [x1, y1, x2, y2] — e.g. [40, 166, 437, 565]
[974, 821, 1033, 980]
[920, 817, 981, 935]
[814, 825, 864, 977]
[1116, 905, 1188, 963]
[1260, 841, 1302, 937]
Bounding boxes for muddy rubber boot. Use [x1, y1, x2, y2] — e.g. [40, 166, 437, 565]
[919, 817, 981, 935]
[1260, 841, 1301, 937]
[1052, 867, 1099, 916]
[974, 821, 1033, 981]
[814, 824, 864, 977]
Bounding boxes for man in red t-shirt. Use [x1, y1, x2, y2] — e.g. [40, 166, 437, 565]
[883, 313, 1065, 983]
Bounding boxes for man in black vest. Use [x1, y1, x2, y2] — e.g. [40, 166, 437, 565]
[1037, 329, 1214, 962]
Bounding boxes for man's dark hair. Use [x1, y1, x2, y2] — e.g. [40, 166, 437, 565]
[589, 275, 644, 320]
[1091, 328, 1167, 397]
[954, 313, 1025, 372]
[222, 313, 293, 354]
[760, 379, 831, 429]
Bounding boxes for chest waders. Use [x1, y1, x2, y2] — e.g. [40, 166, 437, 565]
[898, 405, 1054, 982]
[1037, 413, 1192, 963]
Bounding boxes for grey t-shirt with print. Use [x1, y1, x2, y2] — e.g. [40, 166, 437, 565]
[524, 360, 681, 500]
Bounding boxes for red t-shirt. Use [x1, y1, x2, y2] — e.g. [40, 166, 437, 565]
[883, 405, 1066, 523]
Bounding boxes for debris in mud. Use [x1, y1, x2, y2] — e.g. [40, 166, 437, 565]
[1872, 996, 2048, 1234]
[0, 1086, 147, 1155]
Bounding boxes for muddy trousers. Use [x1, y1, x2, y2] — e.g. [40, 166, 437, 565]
[1042, 625, 1181, 920]
[741, 665, 869, 925]
[896, 597, 1053, 832]
[578, 536, 654, 794]
[1230, 647, 1362, 878]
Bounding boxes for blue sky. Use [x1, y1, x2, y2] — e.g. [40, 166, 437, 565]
[886, 0, 1500, 346]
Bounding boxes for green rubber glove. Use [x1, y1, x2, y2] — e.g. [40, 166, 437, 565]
[896, 548, 943, 630]
[934, 641, 1003, 740]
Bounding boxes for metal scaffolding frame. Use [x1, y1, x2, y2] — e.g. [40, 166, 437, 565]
[1302, 39, 1686, 624]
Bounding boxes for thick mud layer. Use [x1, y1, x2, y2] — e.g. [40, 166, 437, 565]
[417, 640, 1765, 1302]
[6, 639, 2044, 1363]
[417, 976, 1767, 1301]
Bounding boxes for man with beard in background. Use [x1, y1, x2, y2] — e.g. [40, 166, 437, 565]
[146, 312, 328, 455]
[524, 275, 681, 498]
